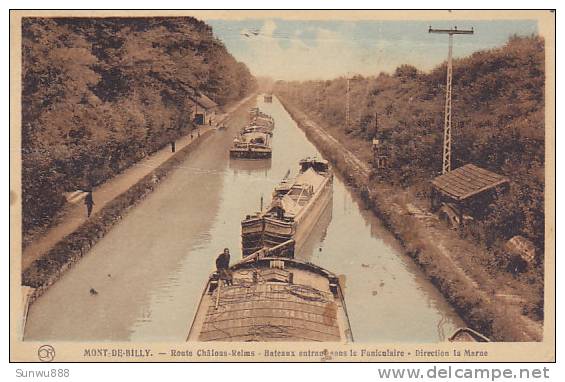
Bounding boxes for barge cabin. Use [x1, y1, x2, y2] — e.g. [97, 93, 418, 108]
[241, 158, 333, 257]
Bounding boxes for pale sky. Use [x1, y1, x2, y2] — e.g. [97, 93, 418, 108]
[205, 19, 538, 81]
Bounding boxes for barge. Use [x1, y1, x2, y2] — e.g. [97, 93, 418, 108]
[230, 108, 275, 159]
[249, 108, 274, 129]
[242, 122, 274, 136]
[448, 328, 490, 342]
[187, 241, 353, 342]
[241, 158, 333, 257]
[229, 130, 272, 159]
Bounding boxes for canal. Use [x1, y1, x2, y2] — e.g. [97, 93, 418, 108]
[25, 95, 463, 342]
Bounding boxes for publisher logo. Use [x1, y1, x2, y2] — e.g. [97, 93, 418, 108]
[38, 345, 55, 362]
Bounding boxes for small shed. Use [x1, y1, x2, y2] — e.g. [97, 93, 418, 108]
[430, 164, 510, 226]
[190, 93, 218, 125]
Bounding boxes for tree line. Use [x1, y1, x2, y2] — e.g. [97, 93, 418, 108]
[22, 17, 256, 238]
[274, 35, 545, 255]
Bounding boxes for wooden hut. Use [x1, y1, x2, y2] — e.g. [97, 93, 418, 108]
[430, 164, 509, 227]
[190, 93, 218, 126]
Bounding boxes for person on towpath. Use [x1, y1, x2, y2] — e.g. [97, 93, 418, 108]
[85, 190, 94, 218]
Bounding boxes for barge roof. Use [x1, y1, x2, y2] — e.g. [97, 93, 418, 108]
[278, 168, 328, 215]
[188, 258, 351, 342]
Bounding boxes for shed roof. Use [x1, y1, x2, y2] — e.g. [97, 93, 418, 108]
[431, 164, 509, 201]
[190, 93, 217, 109]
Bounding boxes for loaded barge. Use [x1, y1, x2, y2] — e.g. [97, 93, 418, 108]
[230, 108, 275, 159]
[187, 241, 353, 342]
[249, 107, 275, 131]
[187, 158, 349, 342]
[229, 131, 272, 159]
[241, 158, 333, 257]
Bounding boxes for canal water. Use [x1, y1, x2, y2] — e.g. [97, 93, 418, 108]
[25, 95, 463, 342]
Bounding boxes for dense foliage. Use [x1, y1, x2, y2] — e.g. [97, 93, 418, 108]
[22, 17, 255, 235]
[275, 35, 545, 252]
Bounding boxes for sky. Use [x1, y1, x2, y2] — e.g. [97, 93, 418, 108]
[205, 18, 538, 81]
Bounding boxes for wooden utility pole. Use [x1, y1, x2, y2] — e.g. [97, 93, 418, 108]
[346, 77, 351, 130]
[429, 26, 473, 174]
[345, 75, 360, 131]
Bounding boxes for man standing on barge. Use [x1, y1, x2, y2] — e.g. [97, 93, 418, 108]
[216, 248, 233, 286]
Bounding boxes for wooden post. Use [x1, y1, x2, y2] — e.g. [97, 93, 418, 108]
[215, 278, 221, 310]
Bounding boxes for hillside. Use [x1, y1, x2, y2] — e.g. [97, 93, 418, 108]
[274, 35, 545, 254]
[21, 17, 256, 237]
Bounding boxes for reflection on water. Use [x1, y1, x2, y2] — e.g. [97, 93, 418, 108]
[228, 157, 272, 176]
[25, 95, 463, 342]
[296, 197, 333, 262]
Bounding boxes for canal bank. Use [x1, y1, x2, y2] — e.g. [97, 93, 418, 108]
[21, 94, 257, 307]
[25, 94, 464, 342]
[276, 95, 543, 342]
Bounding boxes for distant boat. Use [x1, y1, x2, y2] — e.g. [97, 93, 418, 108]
[187, 241, 353, 342]
[230, 108, 275, 159]
[242, 123, 274, 136]
[241, 158, 333, 257]
[249, 110, 274, 132]
[248, 107, 273, 126]
[230, 130, 272, 159]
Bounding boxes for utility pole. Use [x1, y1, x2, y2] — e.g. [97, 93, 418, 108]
[429, 26, 473, 174]
[317, 82, 322, 111]
[345, 74, 360, 131]
[346, 77, 351, 130]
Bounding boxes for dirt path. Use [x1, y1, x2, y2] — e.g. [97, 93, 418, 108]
[406, 199, 544, 341]
[21, 95, 254, 272]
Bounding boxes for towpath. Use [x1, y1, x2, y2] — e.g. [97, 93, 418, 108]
[21, 94, 254, 272]
[281, 98, 543, 342]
